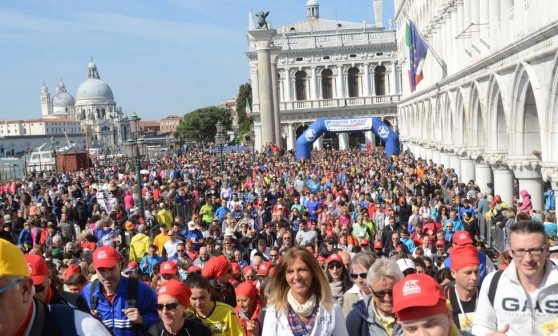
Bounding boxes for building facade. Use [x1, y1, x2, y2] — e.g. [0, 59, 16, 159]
[395, 0, 558, 211]
[247, 0, 401, 151]
[40, 60, 130, 147]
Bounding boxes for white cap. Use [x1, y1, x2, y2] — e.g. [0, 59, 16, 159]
[396, 258, 416, 273]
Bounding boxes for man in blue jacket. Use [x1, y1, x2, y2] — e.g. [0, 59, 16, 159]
[81, 246, 159, 336]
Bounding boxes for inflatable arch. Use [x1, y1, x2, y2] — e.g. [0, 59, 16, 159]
[295, 117, 400, 160]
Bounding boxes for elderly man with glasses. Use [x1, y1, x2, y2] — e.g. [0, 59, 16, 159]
[0, 239, 112, 335]
[346, 257, 404, 336]
[473, 220, 558, 336]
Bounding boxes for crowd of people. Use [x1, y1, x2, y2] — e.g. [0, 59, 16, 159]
[0, 145, 557, 336]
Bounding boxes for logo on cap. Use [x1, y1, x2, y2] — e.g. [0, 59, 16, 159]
[459, 233, 466, 239]
[27, 263, 33, 273]
[97, 250, 108, 259]
[163, 263, 171, 270]
[402, 279, 421, 296]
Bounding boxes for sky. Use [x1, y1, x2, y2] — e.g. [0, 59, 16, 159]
[0, 0, 394, 121]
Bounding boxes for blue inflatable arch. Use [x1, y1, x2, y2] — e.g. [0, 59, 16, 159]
[295, 117, 400, 160]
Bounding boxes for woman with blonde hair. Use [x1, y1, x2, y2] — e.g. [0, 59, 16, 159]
[262, 247, 348, 335]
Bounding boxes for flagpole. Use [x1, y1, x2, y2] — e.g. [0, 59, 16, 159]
[403, 11, 447, 78]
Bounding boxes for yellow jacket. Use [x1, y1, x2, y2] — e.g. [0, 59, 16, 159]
[129, 233, 151, 262]
[156, 209, 173, 229]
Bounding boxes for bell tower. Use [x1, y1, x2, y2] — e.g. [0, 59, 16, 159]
[40, 82, 52, 116]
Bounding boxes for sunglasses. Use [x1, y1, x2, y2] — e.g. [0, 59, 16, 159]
[328, 263, 343, 270]
[349, 272, 367, 279]
[0, 279, 20, 295]
[372, 289, 393, 298]
[176, 249, 185, 252]
[156, 302, 180, 311]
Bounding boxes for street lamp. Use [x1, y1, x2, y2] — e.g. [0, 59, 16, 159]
[125, 112, 146, 219]
[214, 121, 225, 172]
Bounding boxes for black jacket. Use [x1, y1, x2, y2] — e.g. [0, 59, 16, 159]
[51, 287, 91, 313]
[146, 314, 211, 336]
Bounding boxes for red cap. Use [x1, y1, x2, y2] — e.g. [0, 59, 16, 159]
[257, 262, 270, 276]
[392, 274, 448, 321]
[360, 239, 369, 246]
[158, 279, 191, 308]
[326, 253, 343, 265]
[452, 230, 473, 246]
[373, 240, 384, 249]
[93, 246, 120, 269]
[127, 261, 138, 269]
[25, 254, 48, 286]
[317, 256, 326, 262]
[231, 262, 240, 276]
[64, 264, 81, 282]
[450, 245, 479, 271]
[160, 261, 178, 275]
[325, 230, 335, 238]
[435, 240, 445, 247]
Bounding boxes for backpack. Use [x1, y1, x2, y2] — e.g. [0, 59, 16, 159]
[89, 277, 139, 313]
[488, 270, 503, 306]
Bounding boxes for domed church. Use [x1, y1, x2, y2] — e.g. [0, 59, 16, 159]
[40, 60, 130, 147]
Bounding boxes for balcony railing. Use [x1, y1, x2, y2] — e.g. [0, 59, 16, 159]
[266, 94, 401, 112]
[271, 31, 396, 50]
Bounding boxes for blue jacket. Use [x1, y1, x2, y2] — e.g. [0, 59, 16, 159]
[81, 276, 159, 336]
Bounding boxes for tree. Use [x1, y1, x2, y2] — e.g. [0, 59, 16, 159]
[174, 106, 231, 144]
[235, 83, 253, 140]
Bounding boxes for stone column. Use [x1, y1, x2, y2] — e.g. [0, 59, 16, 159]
[313, 136, 323, 150]
[460, 158, 475, 183]
[363, 64, 371, 97]
[440, 151, 450, 168]
[463, 0, 472, 58]
[286, 124, 295, 151]
[284, 69, 292, 101]
[474, 163, 492, 194]
[432, 150, 442, 166]
[364, 131, 375, 146]
[389, 63, 397, 95]
[492, 166, 514, 206]
[336, 65, 345, 98]
[271, 47, 283, 148]
[450, 155, 462, 178]
[338, 133, 349, 150]
[450, 7, 458, 72]
[310, 66, 318, 100]
[254, 123, 262, 151]
[456, 1, 465, 65]
[395, 66, 402, 95]
[509, 159, 544, 220]
[250, 68, 260, 107]
[248, 29, 277, 146]
[425, 148, 433, 161]
[370, 70, 376, 96]
[489, 0, 500, 50]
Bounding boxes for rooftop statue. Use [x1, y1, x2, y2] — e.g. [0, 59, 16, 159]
[256, 11, 270, 29]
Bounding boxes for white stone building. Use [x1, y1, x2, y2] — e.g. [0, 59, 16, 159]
[40, 60, 130, 147]
[247, 0, 401, 151]
[395, 0, 558, 211]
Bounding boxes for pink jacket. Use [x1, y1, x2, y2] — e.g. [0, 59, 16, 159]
[518, 189, 532, 213]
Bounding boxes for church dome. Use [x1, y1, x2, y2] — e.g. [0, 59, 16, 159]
[306, 0, 319, 5]
[76, 78, 114, 101]
[53, 91, 75, 107]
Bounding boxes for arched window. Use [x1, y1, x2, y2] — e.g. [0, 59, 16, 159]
[375, 65, 386, 95]
[348, 67, 360, 97]
[295, 71, 307, 101]
[102, 108, 106, 118]
[321, 69, 333, 99]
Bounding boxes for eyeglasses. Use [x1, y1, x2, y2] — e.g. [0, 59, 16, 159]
[372, 289, 393, 298]
[176, 249, 185, 252]
[156, 302, 180, 311]
[328, 263, 343, 270]
[510, 245, 546, 257]
[0, 279, 20, 295]
[349, 272, 367, 279]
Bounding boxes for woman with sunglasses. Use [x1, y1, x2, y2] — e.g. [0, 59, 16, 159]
[346, 257, 404, 336]
[341, 252, 375, 317]
[325, 253, 352, 307]
[147, 279, 211, 336]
